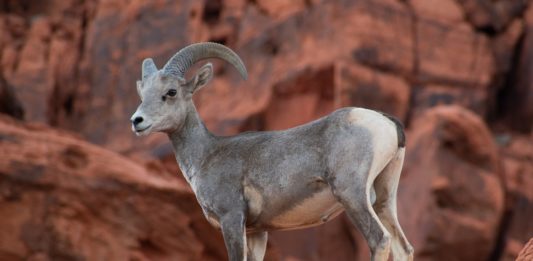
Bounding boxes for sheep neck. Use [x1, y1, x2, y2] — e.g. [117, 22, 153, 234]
[168, 104, 215, 182]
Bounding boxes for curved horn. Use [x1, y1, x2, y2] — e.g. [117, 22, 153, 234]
[162, 42, 247, 80]
[142, 58, 158, 80]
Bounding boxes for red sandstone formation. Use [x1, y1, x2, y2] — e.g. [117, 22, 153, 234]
[0, 116, 226, 260]
[1, 0, 532, 260]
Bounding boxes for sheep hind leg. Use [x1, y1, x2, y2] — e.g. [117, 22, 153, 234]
[372, 148, 413, 261]
[332, 170, 392, 261]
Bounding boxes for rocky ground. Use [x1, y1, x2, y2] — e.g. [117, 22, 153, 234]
[0, 0, 532, 260]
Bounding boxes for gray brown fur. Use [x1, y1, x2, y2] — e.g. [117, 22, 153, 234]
[130, 42, 413, 261]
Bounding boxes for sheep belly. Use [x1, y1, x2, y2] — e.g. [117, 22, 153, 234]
[269, 189, 344, 229]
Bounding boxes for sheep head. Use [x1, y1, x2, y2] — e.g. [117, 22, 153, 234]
[130, 42, 247, 136]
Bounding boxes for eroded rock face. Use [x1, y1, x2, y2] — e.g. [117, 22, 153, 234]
[0, 116, 226, 261]
[0, 0, 500, 153]
[398, 106, 504, 261]
[0, 0, 86, 126]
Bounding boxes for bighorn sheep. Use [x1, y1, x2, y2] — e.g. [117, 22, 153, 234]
[130, 42, 414, 261]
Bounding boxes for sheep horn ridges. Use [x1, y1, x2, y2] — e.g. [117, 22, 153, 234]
[142, 58, 158, 80]
[162, 42, 248, 80]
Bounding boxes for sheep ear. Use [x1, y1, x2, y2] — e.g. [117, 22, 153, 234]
[188, 63, 213, 93]
[136, 80, 143, 97]
[142, 58, 158, 80]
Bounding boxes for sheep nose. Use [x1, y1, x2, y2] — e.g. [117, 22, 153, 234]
[132, 116, 144, 126]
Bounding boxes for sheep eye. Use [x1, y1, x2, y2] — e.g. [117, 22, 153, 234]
[166, 89, 177, 97]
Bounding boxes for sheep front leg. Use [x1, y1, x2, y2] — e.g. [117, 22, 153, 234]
[247, 231, 268, 261]
[220, 212, 247, 261]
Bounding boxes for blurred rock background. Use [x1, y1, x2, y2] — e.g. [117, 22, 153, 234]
[0, 0, 532, 260]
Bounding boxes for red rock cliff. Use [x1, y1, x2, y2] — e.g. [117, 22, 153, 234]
[1, 0, 532, 260]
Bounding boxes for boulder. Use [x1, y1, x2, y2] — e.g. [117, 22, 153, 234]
[398, 106, 504, 261]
